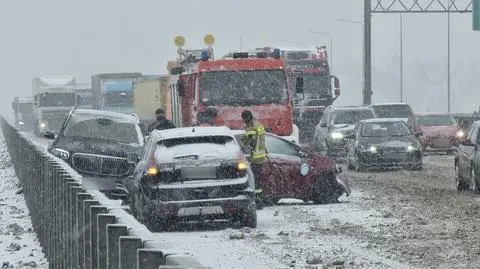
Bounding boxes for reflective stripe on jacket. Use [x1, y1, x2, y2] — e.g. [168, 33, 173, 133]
[244, 120, 266, 163]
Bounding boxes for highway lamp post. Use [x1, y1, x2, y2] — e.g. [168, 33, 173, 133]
[337, 18, 365, 100]
[307, 30, 333, 72]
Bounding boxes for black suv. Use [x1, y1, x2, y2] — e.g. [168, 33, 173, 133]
[44, 108, 144, 199]
[313, 105, 376, 158]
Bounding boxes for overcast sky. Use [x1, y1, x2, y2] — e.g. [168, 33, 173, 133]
[1, 0, 479, 120]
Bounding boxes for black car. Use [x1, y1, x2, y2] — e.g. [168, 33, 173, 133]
[126, 126, 257, 231]
[44, 108, 144, 199]
[313, 105, 376, 158]
[454, 120, 480, 192]
[345, 118, 423, 171]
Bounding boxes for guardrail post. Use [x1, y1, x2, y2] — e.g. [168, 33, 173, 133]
[137, 249, 164, 268]
[119, 236, 143, 269]
[59, 172, 73, 269]
[106, 224, 128, 269]
[64, 180, 78, 269]
[69, 185, 83, 269]
[76, 193, 93, 269]
[90, 205, 107, 269]
[51, 163, 63, 269]
[83, 199, 100, 269]
[97, 214, 116, 269]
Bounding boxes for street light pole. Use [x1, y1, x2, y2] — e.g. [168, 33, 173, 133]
[308, 30, 333, 72]
[400, 13, 403, 103]
[447, 5, 451, 112]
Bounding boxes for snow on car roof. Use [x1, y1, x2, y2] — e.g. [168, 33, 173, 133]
[360, 118, 409, 123]
[73, 109, 139, 123]
[332, 105, 373, 111]
[415, 112, 453, 116]
[152, 126, 233, 140]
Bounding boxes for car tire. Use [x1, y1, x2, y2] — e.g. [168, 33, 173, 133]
[455, 164, 468, 191]
[312, 173, 339, 204]
[239, 210, 257, 228]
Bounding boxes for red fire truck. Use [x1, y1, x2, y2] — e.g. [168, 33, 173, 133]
[253, 46, 340, 145]
[166, 35, 302, 142]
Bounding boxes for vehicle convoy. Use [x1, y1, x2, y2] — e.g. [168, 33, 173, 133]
[32, 76, 77, 136]
[415, 113, 462, 154]
[75, 82, 93, 109]
[44, 108, 144, 200]
[167, 35, 302, 143]
[127, 126, 257, 231]
[369, 103, 417, 132]
[346, 118, 423, 171]
[133, 74, 169, 131]
[232, 130, 350, 204]
[91, 72, 143, 114]
[252, 46, 341, 145]
[314, 105, 376, 158]
[11, 96, 34, 131]
[454, 120, 480, 192]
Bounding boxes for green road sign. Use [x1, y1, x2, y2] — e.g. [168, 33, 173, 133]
[474, 0, 480, 31]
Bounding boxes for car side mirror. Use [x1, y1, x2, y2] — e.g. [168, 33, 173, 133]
[43, 131, 55, 140]
[126, 153, 140, 164]
[415, 131, 423, 138]
[295, 77, 304, 94]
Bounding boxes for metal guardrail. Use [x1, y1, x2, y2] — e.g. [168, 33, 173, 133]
[0, 117, 211, 269]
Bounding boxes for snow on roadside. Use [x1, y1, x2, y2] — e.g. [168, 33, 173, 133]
[0, 135, 48, 268]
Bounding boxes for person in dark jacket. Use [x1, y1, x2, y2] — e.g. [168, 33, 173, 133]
[146, 108, 176, 134]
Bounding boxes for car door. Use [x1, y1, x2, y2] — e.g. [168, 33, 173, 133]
[458, 125, 477, 178]
[263, 134, 308, 198]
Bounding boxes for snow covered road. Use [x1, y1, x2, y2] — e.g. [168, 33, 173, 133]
[17, 132, 475, 269]
[0, 135, 48, 268]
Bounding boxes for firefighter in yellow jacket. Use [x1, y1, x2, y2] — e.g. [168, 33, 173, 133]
[241, 110, 267, 195]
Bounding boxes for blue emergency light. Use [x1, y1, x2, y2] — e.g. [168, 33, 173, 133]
[201, 51, 210, 61]
[272, 48, 281, 59]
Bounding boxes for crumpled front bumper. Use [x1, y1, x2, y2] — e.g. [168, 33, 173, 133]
[81, 176, 129, 198]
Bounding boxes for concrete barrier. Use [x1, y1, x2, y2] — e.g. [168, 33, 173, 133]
[0, 117, 211, 269]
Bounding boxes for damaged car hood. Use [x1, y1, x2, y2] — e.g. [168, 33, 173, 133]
[52, 136, 142, 157]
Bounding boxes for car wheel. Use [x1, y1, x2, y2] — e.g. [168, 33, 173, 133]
[239, 209, 257, 228]
[312, 173, 340, 204]
[455, 164, 468, 191]
[470, 166, 479, 193]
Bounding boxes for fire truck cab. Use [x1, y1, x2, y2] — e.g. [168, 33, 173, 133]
[167, 35, 301, 143]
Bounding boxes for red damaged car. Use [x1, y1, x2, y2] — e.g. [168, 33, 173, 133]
[232, 130, 351, 205]
[415, 113, 463, 154]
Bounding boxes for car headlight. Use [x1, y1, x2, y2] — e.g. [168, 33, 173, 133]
[18, 121, 24, 125]
[330, 132, 344, 139]
[369, 145, 377, 153]
[40, 122, 47, 128]
[407, 145, 415, 152]
[456, 130, 465, 138]
[51, 148, 69, 160]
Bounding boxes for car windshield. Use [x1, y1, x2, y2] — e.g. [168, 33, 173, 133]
[38, 92, 76, 107]
[201, 70, 288, 106]
[416, 115, 456, 126]
[63, 113, 141, 144]
[332, 110, 375, 125]
[372, 105, 413, 119]
[362, 121, 411, 137]
[154, 135, 239, 163]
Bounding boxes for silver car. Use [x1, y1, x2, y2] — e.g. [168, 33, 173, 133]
[128, 126, 257, 231]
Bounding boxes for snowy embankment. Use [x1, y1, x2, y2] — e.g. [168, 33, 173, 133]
[0, 134, 48, 268]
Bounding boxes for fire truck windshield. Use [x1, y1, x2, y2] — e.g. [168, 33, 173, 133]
[200, 70, 288, 106]
[39, 92, 76, 107]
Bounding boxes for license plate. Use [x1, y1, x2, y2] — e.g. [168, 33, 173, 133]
[383, 153, 403, 160]
[177, 206, 224, 216]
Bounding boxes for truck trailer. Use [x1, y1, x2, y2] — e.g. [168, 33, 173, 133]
[91, 73, 142, 114]
[11, 96, 34, 131]
[75, 82, 93, 109]
[133, 74, 169, 132]
[32, 76, 77, 136]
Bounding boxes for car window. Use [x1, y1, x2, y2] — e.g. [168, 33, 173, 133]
[331, 110, 375, 125]
[63, 113, 142, 145]
[265, 135, 299, 157]
[141, 135, 153, 160]
[467, 125, 476, 140]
